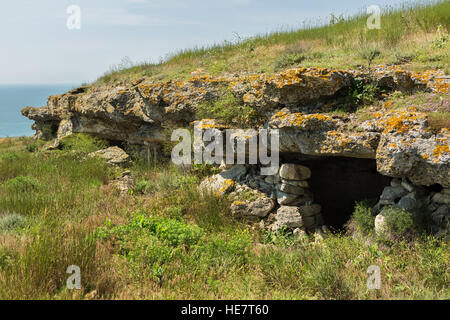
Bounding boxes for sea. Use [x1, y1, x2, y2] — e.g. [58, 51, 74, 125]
[0, 84, 78, 137]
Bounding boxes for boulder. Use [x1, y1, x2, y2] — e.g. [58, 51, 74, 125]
[380, 185, 408, 201]
[272, 206, 304, 231]
[276, 191, 299, 205]
[279, 164, 311, 181]
[230, 197, 275, 219]
[432, 192, 450, 205]
[89, 146, 130, 165]
[374, 214, 387, 235]
[397, 196, 417, 212]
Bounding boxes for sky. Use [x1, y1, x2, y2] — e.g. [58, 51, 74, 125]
[0, 0, 417, 85]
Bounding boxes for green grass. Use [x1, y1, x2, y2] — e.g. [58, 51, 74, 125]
[94, 1, 450, 85]
[0, 138, 448, 299]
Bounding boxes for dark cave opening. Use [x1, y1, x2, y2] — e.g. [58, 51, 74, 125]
[281, 154, 392, 230]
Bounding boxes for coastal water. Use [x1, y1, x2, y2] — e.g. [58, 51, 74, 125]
[0, 84, 78, 137]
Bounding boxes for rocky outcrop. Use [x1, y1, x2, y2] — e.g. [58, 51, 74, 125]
[21, 65, 449, 235]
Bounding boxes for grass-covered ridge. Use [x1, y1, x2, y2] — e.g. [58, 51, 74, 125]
[96, 0, 450, 85]
[0, 136, 448, 299]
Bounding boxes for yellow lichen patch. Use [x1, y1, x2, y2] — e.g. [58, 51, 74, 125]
[271, 111, 332, 127]
[375, 109, 427, 134]
[219, 179, 235, 194]
[432, 144, 449, 160]
[326, 130, 352, 147]
[194, 119, 228, 130]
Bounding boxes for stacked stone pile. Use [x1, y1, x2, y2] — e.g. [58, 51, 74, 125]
[373, 178, 449, 237]
[268, 164, 323, 233]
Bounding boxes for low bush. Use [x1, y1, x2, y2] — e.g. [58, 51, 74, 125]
[351, 201, 375, 234]
[4, 176, 40, 193]
[0, 213, 27, 234]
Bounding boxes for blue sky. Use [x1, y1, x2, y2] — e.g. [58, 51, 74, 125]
[1, 0, 415, 84]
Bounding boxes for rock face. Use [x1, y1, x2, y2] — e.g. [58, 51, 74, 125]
[21, 65, 449, 235]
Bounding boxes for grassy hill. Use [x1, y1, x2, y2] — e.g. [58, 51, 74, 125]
[96, 0, 449, 85]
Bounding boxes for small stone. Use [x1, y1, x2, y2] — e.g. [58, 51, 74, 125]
[277, 191, 299, 205]
[374, 214, 387, 235]
[432, 192, 450, 205]
[230, 197, 275, 218]
[380, 185, 408, 201]
[88, 146, 130, 165]
[279, 183, 305, 195]
[431, 205, 449, 225]
[401, 180, 415, 192]
[390, 179, 402, 187]
[281, 179, 309, 188]
[290, 193, 314, 206]
[397, 196, 417, 212]
[272, 206, 304, 230]
[279, 164, 311, 181]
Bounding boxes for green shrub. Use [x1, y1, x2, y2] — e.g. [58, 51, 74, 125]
[274, 53, 306, 70]
[359, 47, 381, 67]
[133, 179, 158, 195]
[0, 213, 27, 233]
[4, 176, 40, 193]
[351, 201, 375, 234]
[60, 133, 109, 154]
[0, 152, 21, 161]
[382, 206, 415, 236]
[341, 78, 380, 112]
[97, 213, 204, 247]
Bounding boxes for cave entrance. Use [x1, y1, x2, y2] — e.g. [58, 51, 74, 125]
[281, 155, 391, 231]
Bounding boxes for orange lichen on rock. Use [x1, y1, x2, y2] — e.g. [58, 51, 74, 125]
[271, 111, 332, 127]
[375, 110, 427, 134]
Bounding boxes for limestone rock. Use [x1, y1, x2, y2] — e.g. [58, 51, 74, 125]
[110, 170, 135, 196]
[272, 206, 304, 231]
[230, 197, 275, 219]
[199, 165, 246, 196]
[380, 185, 408, 201]
[374, 214, 387, 235]
[279, 183, 305, 195]
[432, 192, 450, 205]
[276, 191, 299, 205]
[279, 164, 311, 181]
[89, 146, 130, 165]
[281, 179, 309, 188]
[397, 196, 417, 212]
